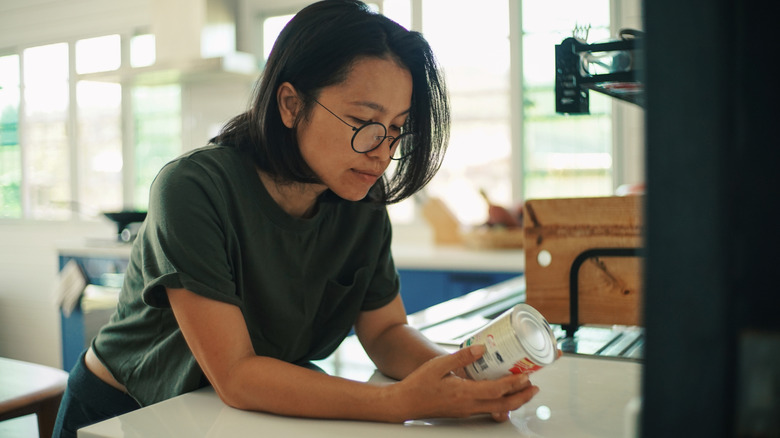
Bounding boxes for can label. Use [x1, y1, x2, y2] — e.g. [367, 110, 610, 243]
[460, 304, 557, 380]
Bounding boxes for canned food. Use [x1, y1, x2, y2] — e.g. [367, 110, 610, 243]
[460, 304, 558, 380]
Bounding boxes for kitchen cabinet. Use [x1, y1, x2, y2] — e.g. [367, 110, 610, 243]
[58, 254, 127, 371]
[398, 269, 518, 315]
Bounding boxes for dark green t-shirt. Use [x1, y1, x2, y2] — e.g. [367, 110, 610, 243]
[92, 145, 400, 406]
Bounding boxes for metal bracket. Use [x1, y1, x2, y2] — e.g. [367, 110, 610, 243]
[562, 247, 642, 337]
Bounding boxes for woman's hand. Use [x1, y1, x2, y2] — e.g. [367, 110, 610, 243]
[382, 344, 539, 423]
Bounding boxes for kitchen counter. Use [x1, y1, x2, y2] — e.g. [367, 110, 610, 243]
[391, 243, 524, 272]
[56, 238, 525, 272]
[76, 276, 642, 437]
[78, 348, 640, 438]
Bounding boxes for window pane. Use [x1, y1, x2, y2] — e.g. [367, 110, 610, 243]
[76, 35, 121, 74]
[522, 0, 609, 33]
[261, 4, 379, 61]
[382, 0, 411, 30]
[23, 43, 71, 219]
[202, 23, 236, 58]
[77, 81, 123, 214]
[522, 0, 613, 201]
[421, 0, 511, 225]
[262, 14, 294, 60]
[131, 34, 156, 68]
[133, 85, 181, 210]
[0, 54, 21, 218]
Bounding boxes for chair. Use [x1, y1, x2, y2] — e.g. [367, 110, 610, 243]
[0, 357, 69, 438]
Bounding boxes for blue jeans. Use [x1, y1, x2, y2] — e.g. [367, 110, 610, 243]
[52, 351, 141, 438]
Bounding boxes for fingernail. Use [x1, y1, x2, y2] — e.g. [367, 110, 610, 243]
[469, 344, 486, 355]
[519, 373, 530, 383]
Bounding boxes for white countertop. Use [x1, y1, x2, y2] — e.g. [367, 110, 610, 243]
[78, 337, 641, 438]
[57, 239, 524, 272]
[391, 243, 523, 272]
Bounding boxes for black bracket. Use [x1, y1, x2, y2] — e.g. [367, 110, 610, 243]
[555, 35, 644, 114]
[562, 247, 642, 338]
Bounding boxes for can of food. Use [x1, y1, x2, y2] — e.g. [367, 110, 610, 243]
[460, 303, 557, 380]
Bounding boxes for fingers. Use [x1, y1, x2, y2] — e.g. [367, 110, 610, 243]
[506, 383, 540, 404]
[428, 345, 486, 378]
[402, 347, 541, 421]
[439, 347, 538, 401]
[465, 371, 532, 400]
[480, 382, 539, 419]
[500, 372, 535, 394]
[475, 373, 539, 414]
[456, 344, 487, 366]
[491, 411, 510, 422]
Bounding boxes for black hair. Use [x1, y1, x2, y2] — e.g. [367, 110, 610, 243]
[213, 0, 450, 204]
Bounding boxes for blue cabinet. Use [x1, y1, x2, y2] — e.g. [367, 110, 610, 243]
[398, 269, 520, 315]
[58, 252, 520, 370]
[59, 255, 128, 371]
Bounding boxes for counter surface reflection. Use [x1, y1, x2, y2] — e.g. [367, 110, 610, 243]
[78, 351, 640, 438]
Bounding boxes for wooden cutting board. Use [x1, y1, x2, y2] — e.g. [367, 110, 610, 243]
[523, 196, 644, 327]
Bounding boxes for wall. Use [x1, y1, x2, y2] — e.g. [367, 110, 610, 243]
[0, 0, 259, 365]
[0, 0, 153, 49]
[0, 0, 189, 367]
[0, 0, 645, 368]
[0, 220, 114, 366]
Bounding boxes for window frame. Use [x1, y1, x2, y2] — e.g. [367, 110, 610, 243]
[0, 0, 643, 222]
[0, 31, 185, 220]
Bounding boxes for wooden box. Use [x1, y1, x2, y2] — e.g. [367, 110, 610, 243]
[523, 196, 644, 328]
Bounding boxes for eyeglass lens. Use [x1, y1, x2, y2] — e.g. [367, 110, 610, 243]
[353, 123, 415, 159]
[352, 123, 386, 152]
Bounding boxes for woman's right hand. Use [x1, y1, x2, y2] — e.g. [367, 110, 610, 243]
[381, 344, 539, 422]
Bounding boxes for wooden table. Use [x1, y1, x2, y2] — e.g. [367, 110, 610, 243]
[0, 357, 69, 438]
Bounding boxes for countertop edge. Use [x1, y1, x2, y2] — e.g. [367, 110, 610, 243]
[56, 239, 525, 272]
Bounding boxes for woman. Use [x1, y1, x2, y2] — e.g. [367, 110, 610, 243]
[53, 1, 539, 435]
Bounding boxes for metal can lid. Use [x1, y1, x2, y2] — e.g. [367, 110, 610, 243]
[511, 304, 557, 365]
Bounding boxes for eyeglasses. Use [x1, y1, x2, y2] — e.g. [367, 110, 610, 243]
[312, 98, 416, 160]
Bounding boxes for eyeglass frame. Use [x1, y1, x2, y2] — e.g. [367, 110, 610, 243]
[311, 98, 415, 160]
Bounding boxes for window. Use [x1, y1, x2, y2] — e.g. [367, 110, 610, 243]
[75, 35, 121, 74]
[259, 2, 379, 60]
[76, 81, 123, 214]
[262, 15, 295, 60]
[0, 54, 21, 218]
[255, 0, 623, 226]
[127, 34, 183, 210]
[132, 85, 181, 210]
[75, 35, 124, 215]
[23, 43, 70, 219]
[130, 34, 156, 68]
[521, 0, 614, 200]
[0, 31, 184, 219]
[3, 1, 631, 222]
[378, 0, 515, 224]
[417, 0, 514, 225]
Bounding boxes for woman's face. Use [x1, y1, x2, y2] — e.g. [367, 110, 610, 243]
[293, 57, 413, 201]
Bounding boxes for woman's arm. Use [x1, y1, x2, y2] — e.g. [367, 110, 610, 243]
[168, 287, 538, 422]
[354, 294, 449, 380]
[167, 287, 394, 419]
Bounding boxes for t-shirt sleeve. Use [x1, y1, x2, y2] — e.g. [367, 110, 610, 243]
[139, 158, 241, 309]
[360, 209, 401, 311]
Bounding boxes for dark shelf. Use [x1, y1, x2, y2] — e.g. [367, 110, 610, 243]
[555, 32, 644, 114]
